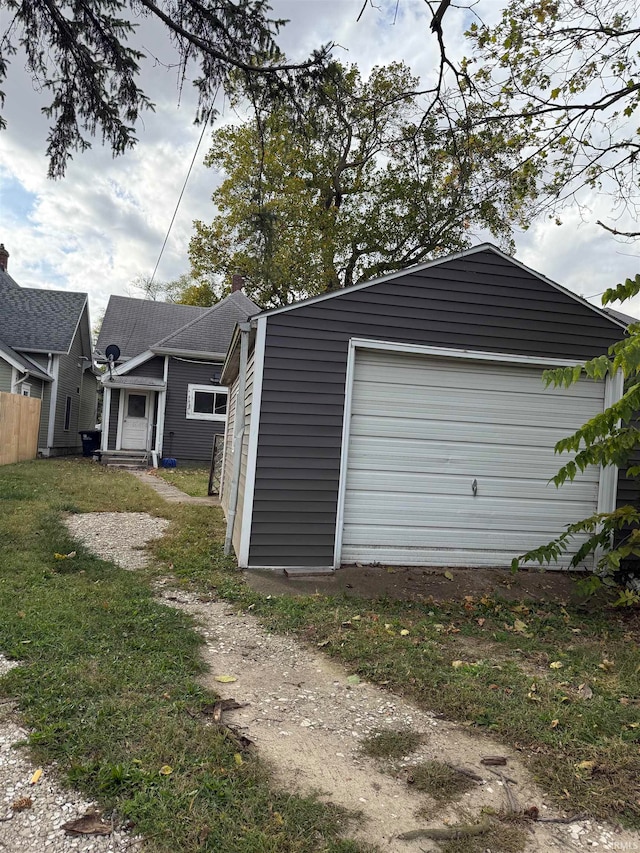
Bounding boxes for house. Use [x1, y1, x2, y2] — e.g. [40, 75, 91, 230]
[95, 283, 259, 463]
[0, 244, 98, 456]
[219, 244, 631, 572]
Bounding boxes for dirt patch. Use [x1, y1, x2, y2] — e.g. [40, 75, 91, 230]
[156, 585, 635, 853]
[245, 565, 593, 605]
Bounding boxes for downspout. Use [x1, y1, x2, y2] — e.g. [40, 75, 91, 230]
[224, 323, 250, 556]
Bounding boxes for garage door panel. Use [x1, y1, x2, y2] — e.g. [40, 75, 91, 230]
[354, 357, 604, 400]
[343, 495, 597, 531]
[345, 471, 600, 500]
[342, 524, 588, 550]
[351, 392, 600, 430]
[340, 542, 586, 569]
[341, 348, 606, 569]
[347, 432, 600, 472]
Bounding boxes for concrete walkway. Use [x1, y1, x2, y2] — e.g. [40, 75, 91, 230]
[133, 471, 220, 506]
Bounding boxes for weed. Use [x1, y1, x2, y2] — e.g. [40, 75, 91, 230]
[360, 728, 422, 760]
[406, 761, 476, 802]
[437, 819, 526, 853]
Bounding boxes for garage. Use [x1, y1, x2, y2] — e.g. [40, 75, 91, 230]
[219, 244, 628, 571]
[339, 344, 612, 568]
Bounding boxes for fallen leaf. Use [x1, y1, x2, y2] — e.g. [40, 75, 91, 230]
[578, 683, 594, 700]
[549, 661, 563, 670]
[444, 570, 454, 580]
[477, 618, 486, 627]
[214, 675, 237, 683]
[575, 760, 595, 776]
[400, 629, 410, 636]
[599, 659, 615, 671]
[620, 697, 630, 706]
[346, 675, 360, 686]
[317, 639, 330, 648]
[234, 753, 243, 766]
[62, 811, 112, 837]
[550, 719, 560, 729]
[527, 692, 542, 702]
[451, 660, 465, 669]
[513, 619, 528, 633]
[11, 796, 32, 811]
[30, 768, 43, 785]
[159, 765, 173, 776]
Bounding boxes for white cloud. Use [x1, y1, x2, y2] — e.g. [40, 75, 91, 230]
[1, 0, 639, 328]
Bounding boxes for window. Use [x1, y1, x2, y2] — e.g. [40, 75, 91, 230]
[63, 395, 72, 431]
[21, 384, 31, 397]
[127, 393, 147, 418]
[186, 384, 228, 421]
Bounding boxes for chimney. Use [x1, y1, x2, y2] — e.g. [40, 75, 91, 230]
[231, 273, 244, 293]
[0, 244, 8, 272]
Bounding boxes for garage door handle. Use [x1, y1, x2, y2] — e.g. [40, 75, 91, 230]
[472, 478, 478, 496]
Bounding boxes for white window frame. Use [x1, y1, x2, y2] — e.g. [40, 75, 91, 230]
[21, 383, 31, 397]
[186, 384, 228, 421]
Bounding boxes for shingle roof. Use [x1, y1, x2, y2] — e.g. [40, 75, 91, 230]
[0, 338, 53, 381]
[0, 268, 21, 291]
[95, 297, 206, 360]
[96, 291, 260, 361]
[0, 286, 87, 353]
[153, 291, 260, 355]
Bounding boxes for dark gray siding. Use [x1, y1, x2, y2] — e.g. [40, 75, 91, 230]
[108, 389, 120, 450]
[248, 250, 628, 567]
[163, 358, 224, 462]
[126, 356, 165, 379]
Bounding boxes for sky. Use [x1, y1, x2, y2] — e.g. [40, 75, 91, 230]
[1, 0, 639, 331]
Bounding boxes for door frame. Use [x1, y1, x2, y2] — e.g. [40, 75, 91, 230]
[332, 337, 623, 570]
[116, 389, 153, 451]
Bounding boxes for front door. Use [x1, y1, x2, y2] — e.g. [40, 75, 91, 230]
[121, 391, 150, 450]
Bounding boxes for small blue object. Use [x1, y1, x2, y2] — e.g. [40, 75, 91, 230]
[161, 457, 177, 468]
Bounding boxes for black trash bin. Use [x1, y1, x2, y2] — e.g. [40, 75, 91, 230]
[79, 429, 101, 457]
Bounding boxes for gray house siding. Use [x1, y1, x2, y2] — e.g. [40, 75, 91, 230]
[126, 356, 165, 379]
[163, 358, 225, 462]
[37, 377, 52, 450]
[79, 372, 98, 429]
[0, 359, 12, 392]
[247, 250, 627, 567]
[23, 377, 44, 399]
[51, 332, 84, 453]
[108, 389, 120, 450]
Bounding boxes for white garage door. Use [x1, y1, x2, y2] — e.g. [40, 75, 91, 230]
[341, 348, 607, 568]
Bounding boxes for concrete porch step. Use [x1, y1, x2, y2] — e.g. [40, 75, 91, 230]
[101, 450, 149, 470]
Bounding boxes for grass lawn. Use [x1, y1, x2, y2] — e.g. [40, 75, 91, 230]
[153, 464, 210, 497]
[1, 459, 639, 845]
[0, 459, 364, 853]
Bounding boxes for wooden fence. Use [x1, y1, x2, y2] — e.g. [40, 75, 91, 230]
[0, 391, 42, 465]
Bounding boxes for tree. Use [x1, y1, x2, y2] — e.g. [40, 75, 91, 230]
[455, 0, 640, 231]
[510, 275, 640, 603]
[0, 0, 331, 177]
[189, 60, 534, 307]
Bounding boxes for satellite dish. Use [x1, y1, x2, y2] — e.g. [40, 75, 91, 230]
[105, 344, 120, 380]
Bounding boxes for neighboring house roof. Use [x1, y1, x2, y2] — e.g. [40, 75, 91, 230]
[603, 306, 636, 326]
[153, 291, 260, 356]
[0, 338, 53, 381]
[0, 268, 21, 291]
[0, 286, 88, 353]
[95, 297, 206, 360]
[96, 291, 260, 364]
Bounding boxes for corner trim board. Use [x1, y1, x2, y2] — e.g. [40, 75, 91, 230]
[239, 315, 267, 568]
